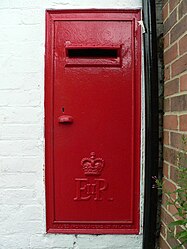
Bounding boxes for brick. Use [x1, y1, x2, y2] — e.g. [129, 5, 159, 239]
[0, 73, 23, 90]
[180, 74, 187, 91]
[164, 78, 179, 96]
[165, 65, 171, 81]
[163, 3, 169, 21]
[164, 98, 171, 112]
[21, 9, 42, 25]
[161, 207, 174, 226]
[18, 205, 43, 221]
[159, 236, 170, 249]
[164, 178, 177, 196]
[178, 0, 187, 19]
[0, 89, 41, 107]
[0, 234, 30, 249]
[164, 115, 178, 130]
[163, 0, 169, 6]
[77, 235, 143, 249]
[168, 204, 182, 226]
[0, 189, 36, 205]
[162, 193, 169, 207]
[0, 25, 43, 43]
[0, 10, 22, 26]
[170, 165, 178, 182]
[0, 1, 11, 8]
[0, 140, 41, 156]
[7, 41, 43, 57]
[178, 152, 187, 168]
[168, 201, 178, 217]
[170, 132, 187, 150]
[0, 173, 37, 189]
[164, 9, 177, 34]
[0, 205, 19, 220]
[164, 147, 178, 165]
[2, 219, 44, 235]
[7, 0, 40, 8]
[179, 34, 187, 55]
[0, 107, 41, 124]
[0, 157, 41, 173]
[179, 114, 187, 131]
[163, 162, 169, 178]
[164, 44, 178, 65]
[164, 131, 170, 145]
[164, 33, 170, 49]
[160, 222, 167, 238]
[167, 230, 181, 249]
[30, 235, 76, 248]
[0, 72, 42, 90]
[171, 94, 187, 111]
[171, 15, 187, 43]
[0, 124, 41, 140]
[171, 54, 187, 77]
[169, 0, 180, 12]
[0, 43, 43, 75]
[3, 56, 43, 73]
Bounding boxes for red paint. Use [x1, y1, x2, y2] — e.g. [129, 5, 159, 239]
[58, 115, 73, 124]
[45, 10, 141, 234]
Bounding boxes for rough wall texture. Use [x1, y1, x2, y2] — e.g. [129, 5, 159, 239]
[160, 0, 187, 248]
[0, 1, 143, 249]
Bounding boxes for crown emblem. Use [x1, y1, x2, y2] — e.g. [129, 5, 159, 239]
[81, 152, 104, 176]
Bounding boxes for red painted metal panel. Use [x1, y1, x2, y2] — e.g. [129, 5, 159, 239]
[45, 10, 141, 234]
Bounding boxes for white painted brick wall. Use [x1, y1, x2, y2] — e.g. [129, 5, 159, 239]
[0, 1, 143, 248]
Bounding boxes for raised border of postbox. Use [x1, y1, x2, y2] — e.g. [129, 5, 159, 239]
[45, 9, 141, 234]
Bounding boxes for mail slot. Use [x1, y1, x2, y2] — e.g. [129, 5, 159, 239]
[45, 10, 141, 234]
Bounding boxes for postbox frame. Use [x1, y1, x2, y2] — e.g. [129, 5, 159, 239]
[45, 9, 141, 234]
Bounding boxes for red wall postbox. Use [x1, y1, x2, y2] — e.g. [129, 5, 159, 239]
[45, 10, 141, 234]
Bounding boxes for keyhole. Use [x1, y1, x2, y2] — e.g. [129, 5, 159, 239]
[62, 107, 65, 113]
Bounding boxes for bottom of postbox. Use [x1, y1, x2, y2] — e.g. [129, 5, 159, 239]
[47, 228, 139, 235]
[46, 222, 140, 234]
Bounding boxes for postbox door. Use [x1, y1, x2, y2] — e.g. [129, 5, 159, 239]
[45, 10, 141, 234]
